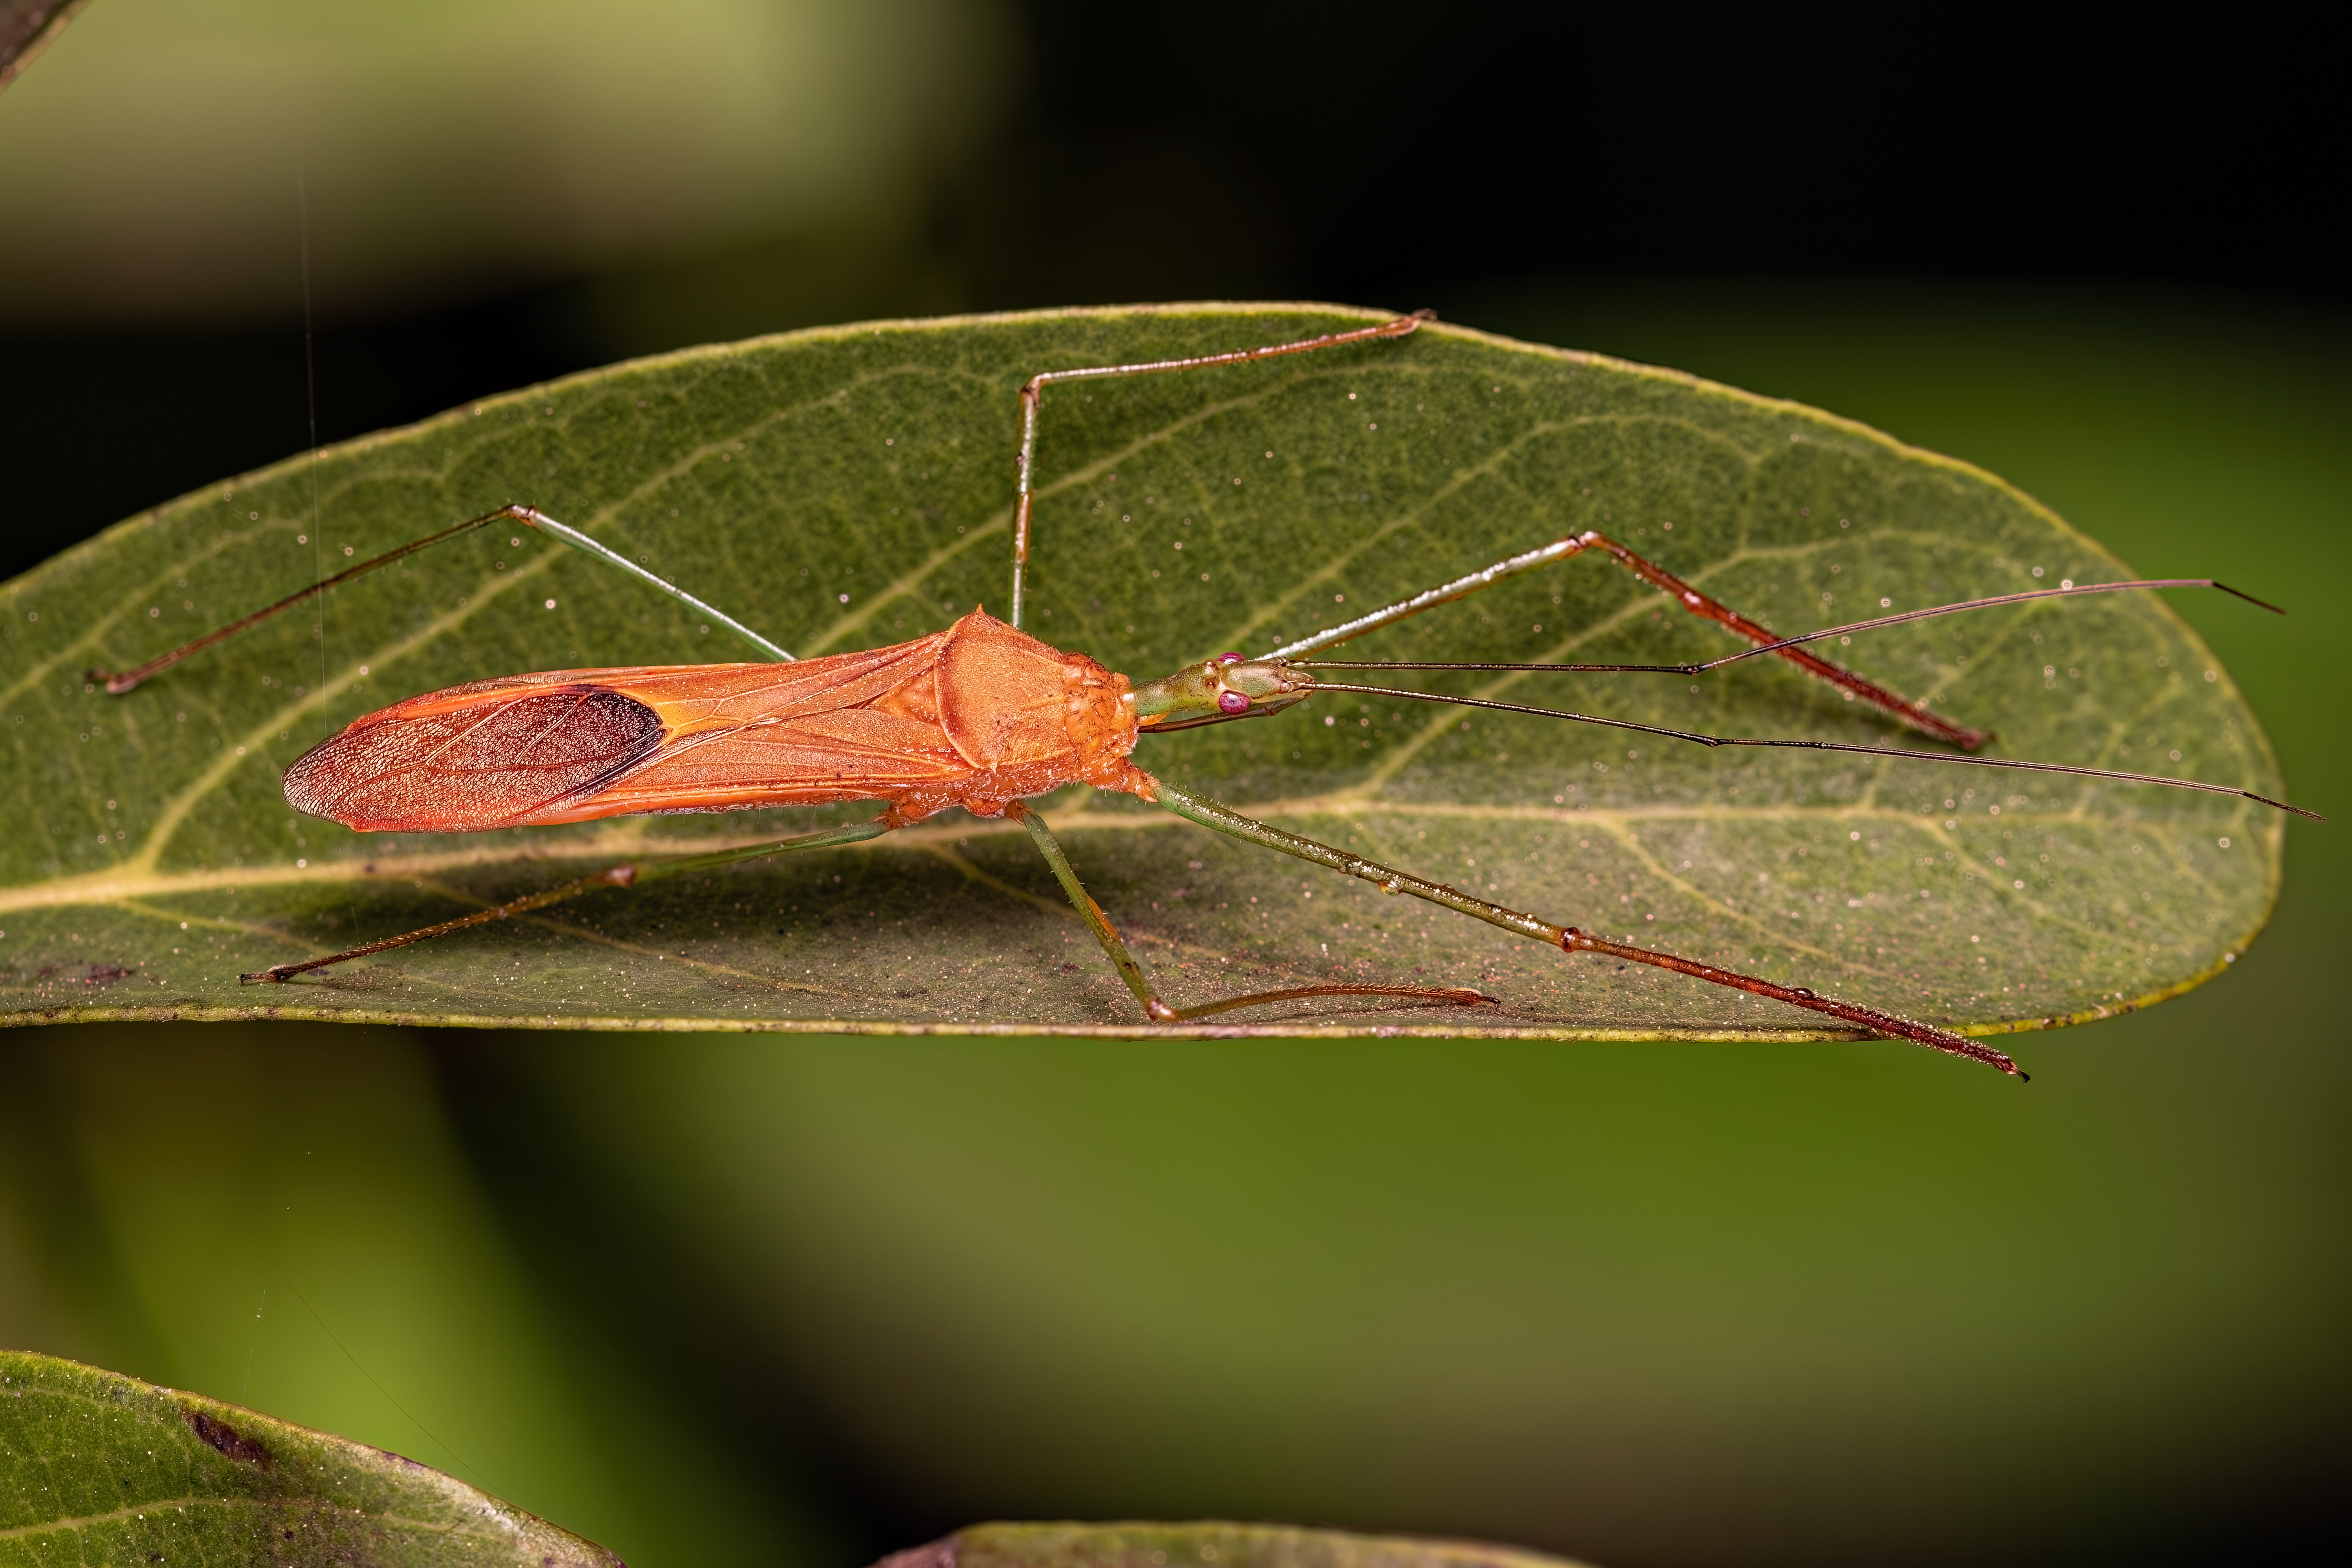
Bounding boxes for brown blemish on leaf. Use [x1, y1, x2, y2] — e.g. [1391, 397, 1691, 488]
[184, 1406, 271, 1467]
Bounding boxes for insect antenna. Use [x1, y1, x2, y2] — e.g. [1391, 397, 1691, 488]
[1296, 577, 2288, 681]
[1304, 680, 2325, 820]
[1694, 577, 2285, 670]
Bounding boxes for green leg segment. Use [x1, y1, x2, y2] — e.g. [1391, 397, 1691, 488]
[1011, 800, 1492, 1023]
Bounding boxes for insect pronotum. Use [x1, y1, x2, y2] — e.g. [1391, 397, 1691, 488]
[91, 312, 2315, 1077]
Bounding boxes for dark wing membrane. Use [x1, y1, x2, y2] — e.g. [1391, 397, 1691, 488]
[284, 684, 665, 832]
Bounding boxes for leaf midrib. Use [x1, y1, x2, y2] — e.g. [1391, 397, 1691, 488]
[0, 789, 2220, 914]
[9, 792, 2245, 1004]
[0, 1499, 219, 1542]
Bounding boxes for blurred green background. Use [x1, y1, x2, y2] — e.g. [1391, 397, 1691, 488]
[0, 4, 2343, 1567]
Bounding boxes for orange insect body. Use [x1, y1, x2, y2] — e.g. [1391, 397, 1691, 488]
[282, 609, 1153, 835]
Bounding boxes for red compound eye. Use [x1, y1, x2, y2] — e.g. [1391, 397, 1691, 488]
[1218, 652, 1245, 663]
[1217, 690, 1250, 714]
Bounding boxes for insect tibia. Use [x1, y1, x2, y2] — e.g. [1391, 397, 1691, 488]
[87, 502, 791, 696]
[1562, 925, 2024, 1077]
[1157, 780, 2024, 1073]
[87, 507, 516, 695]
[1568, 531, 1995, 751]
[1132, 655, 1311, 728]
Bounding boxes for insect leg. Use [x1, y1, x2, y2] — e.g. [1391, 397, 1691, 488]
[502, 506, 792, 661]
[239, 819, 887, 983]
[93, 502, 789, 694]
[1009, 801, 1493, 1022]
[1148, 777, 2025, 1077]
[1010, 310, 1433, 629]
[92, 508, 510, 693]
[1269, 530, 1987, 748]
[1303, 575, 2278, 679]
[1562, 532, 1989, 747]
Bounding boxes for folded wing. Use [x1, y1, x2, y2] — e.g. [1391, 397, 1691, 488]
[284, 633, 973, 833]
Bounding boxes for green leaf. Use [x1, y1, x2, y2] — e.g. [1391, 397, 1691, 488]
[0, 305, 2286, 1045]
[891, 1522, 1596, 1568]
[0, 1349, 620, 1567]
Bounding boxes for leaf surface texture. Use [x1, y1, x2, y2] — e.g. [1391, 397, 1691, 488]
[0, 307, 2284, 1041]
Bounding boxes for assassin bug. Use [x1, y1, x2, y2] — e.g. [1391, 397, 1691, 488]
[87, 312, 2313, 1075]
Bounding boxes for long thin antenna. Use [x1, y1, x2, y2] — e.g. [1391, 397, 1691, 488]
[1296, 578, 2284, 679]
[298, 146, 326, 737]
[238, 1286, 267, 1400]
[1697, 578, 2282, 669]
[1307, 680, 2324, 819]
[289, 1282, 491, 1488]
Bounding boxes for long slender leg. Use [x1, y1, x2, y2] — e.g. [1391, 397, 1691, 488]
[240, 820, 886, 983]
[1147, 777, 2025, 1077]
[505, 506, 793, 661]
[1270, 529, 1990, 749]
[1303, 575, 2276, 676]
[1010, 802, 1491, 1021]
[94, 503, 791, 694]
[1576, 532, 1989, 748]
[1009, 311, 1432, 629]
[94, 509, 507, 693]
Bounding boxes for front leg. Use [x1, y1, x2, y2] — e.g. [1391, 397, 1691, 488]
[1268, 529, 1989, 750]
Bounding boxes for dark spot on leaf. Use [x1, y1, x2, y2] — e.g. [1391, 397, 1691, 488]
[184, 1407, 271, 1467]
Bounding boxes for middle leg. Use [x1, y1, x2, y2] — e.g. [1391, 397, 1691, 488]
[1010, 801, 1493, 1022]
[1009, 311, 1433, 629]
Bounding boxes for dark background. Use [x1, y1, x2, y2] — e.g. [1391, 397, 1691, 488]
[3, 5, 2336, 582]
[3, 6, 2345, 1568]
